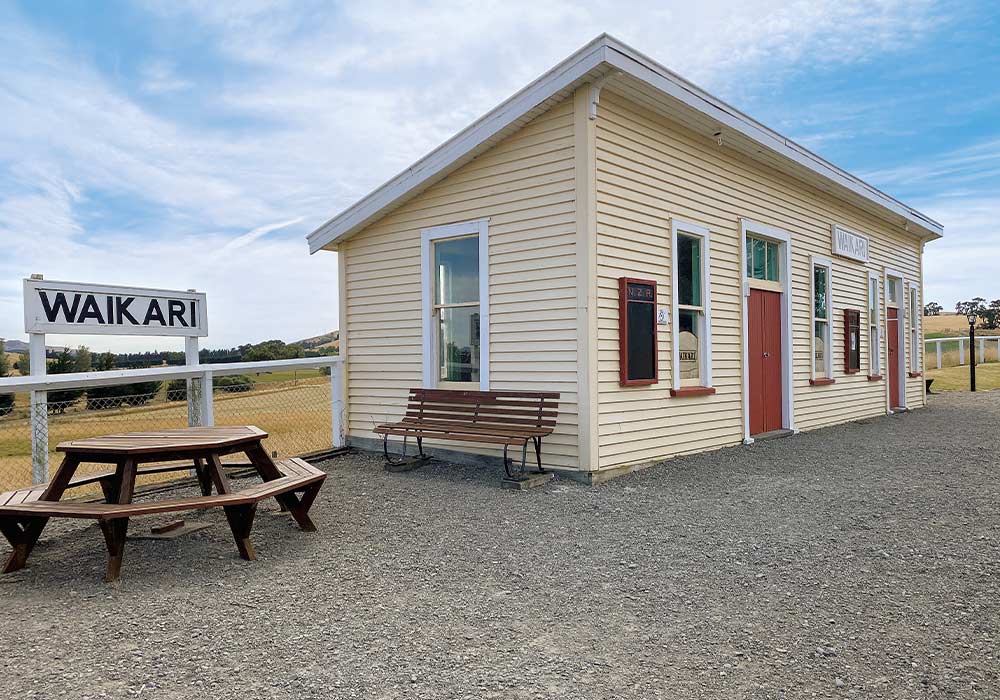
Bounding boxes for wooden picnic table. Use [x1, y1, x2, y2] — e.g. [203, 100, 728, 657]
[0, 426, 326, 581]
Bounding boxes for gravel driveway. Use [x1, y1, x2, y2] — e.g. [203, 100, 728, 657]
[2, 391, 997, 699]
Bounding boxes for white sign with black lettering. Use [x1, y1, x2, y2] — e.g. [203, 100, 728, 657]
[23, 279, 207, 337]
[831, 224, 870, 263]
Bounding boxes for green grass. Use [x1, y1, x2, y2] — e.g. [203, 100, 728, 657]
[926, 362, 1000, 391]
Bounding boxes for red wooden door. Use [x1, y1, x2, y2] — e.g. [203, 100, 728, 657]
[887, 307, 901, 408]
[748, 289, 783, 435]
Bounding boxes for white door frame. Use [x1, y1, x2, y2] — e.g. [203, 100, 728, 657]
[739, 218, 796, 444]
[884, 267, 906, 411]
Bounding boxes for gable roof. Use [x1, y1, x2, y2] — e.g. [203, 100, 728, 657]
[307, 34, 942, 253]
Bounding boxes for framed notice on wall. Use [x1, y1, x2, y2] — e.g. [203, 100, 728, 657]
[844, 308, 861, 374]
[618, 277, 658, 386]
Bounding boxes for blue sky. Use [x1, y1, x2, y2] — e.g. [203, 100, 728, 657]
[1, 0, 997, 352]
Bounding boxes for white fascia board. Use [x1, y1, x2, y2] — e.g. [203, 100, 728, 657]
[601, 38, 942, 241]
[307, 38, 611, 253]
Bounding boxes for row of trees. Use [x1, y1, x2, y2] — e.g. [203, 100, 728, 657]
[955, 298, 1000, 330]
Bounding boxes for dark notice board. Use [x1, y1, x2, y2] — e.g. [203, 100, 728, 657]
[619, 277, 658, 386]
[844, 308, 861, 374]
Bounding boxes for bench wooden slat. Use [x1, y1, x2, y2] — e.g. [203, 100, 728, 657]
[393, 418, 552, 438]
[408, 389, 560, 400]
[375, 427, 528, 446]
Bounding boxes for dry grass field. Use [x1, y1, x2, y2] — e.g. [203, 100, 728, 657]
[0, 377, 333, 491]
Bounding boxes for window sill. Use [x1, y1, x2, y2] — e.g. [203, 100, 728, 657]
[867, 375, 883, 381]
[670, 386, 716, 398]
[908, 371, 922, 378]
[844, 369, 860, 374]
[809, 378, 835, 386]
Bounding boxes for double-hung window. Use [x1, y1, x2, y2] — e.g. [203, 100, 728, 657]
[811, 257, 833, 382]
[908, 284, 919, 374]
[670, 220, 712, 393]
[421, 219, 489, 390]
[868, 273, 881, 377]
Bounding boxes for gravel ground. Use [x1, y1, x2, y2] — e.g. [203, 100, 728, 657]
[2, 391, 998, 699]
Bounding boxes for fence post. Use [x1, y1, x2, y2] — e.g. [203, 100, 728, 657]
[979, 338, 985, 364]
[28, 330, 48, 485]
[935, 341, 942, 369]
[185, 333, 201, 427]
[331, 361, 344, 448]
[201, 370, 214, 427]
[959, 339, 965, 365]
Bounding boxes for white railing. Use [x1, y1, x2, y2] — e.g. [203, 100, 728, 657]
[925, 336, 998, 369]
[0, 356, 343, 485]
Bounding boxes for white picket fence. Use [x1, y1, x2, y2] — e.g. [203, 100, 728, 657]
[0, 356, 344, 486]
[925, 336, 1000, 369]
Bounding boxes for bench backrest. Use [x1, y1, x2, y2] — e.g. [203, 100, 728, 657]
[405, 389, 560, 432]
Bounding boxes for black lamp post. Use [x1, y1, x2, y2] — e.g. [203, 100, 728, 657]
[967, 310, 978, 392]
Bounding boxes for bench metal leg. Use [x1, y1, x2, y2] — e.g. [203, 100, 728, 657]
[383, 434, 429, 469]
[533, 437, 545, 473]
[503, 441, 530, 480]
[99, 518, 129, 583]
[223, 504, 258, 561]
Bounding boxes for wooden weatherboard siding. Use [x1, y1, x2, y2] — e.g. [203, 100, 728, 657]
[594, 90, 924, 472]
[341, 99, 583, 470]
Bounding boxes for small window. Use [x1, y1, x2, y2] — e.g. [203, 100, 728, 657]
[868, 274, 881, 376]
[746, 236, 780, 282]
[811, 258, 833, 381]
[887, 277, 899, 306]
[909, 284, 919, 373]
[671, 220, 713, 392]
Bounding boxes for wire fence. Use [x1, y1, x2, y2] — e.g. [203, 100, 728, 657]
[0, 371, 333, 492]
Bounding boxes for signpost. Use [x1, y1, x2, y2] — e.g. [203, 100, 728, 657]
[22, 276, 208, 483]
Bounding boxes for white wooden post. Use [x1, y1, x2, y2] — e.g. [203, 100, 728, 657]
[935, 341, 942, 369]
[959, 339, 965, 365]
[979, 338, 986, 363]
[201, 370, 214, 426]
[331, 361, 344, 448]
[28, 329, 48, 485]
[184, 333, 200, 427]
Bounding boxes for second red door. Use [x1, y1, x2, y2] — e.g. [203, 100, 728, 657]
[748, 289, 783, 435]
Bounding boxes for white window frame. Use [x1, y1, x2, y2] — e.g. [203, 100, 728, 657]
[420, 218, 490, 391]
[810, 256, 834, 382]
[670, 219, 713, 391]
[868, 272, 881, 377]
[907, 282, 920, 374]
[739, 218, 795, 443]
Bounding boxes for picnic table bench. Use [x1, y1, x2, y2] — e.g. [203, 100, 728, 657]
[373, 388, 560, 478]
[0, 427, 326, 582]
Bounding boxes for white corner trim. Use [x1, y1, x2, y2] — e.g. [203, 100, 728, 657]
[739, 218, 795, 442]
[420, 219, 490, 391]
[809, 255, 834, 382]
[670, 219, 712, 391]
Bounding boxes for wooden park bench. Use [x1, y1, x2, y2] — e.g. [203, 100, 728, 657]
[0, 456, 325, 582]
[373, 388, 560, 479]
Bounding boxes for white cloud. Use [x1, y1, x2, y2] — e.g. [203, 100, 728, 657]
[139, 60, 194, 95]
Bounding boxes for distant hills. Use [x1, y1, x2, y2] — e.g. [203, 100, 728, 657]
[295, 331, 339, 352]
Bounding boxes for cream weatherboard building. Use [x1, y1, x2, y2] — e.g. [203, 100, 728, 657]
[307, 35, 942, 482]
